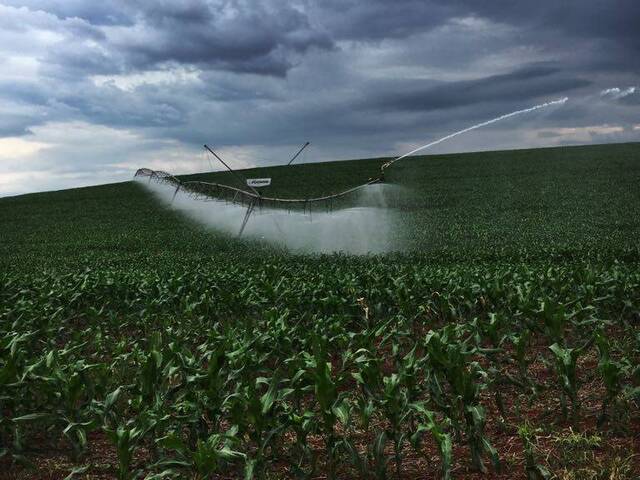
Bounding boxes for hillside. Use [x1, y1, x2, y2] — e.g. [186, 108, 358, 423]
[2, 142, 639, 267]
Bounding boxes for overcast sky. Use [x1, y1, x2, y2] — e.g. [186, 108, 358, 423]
[1, 0, 639, 196]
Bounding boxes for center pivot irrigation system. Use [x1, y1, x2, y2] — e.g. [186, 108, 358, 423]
[135, 142, 383, 236]
[134, 97, 569, 236]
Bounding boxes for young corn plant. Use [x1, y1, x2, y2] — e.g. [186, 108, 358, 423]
[185, 342, 229, 441]
[370, 430, 390, 480]
[343, 430, 389, 480]
[548, 339, 592, 424]
[282, 354, 318, 478]
[539, 300, 569, 345]
[593, 331, 631, 428]
[511, 329, 535, 392]
[286, 407, 317, 479]
[46, 352, 101, 460]
[471, 313, 509, 417]
[380, 373, 411, 479]
[130, 342, 178, 461]
[305, 336, 348, 480]
[350, 346, 391, 479]
[106, 419, 154, 480]
[410, 402, 453, 480]
[517, 422, 551, 480]
[394, 343, 423, 426]
[228, 372, 293, 479]
[464, 404, 499, 474]
[155, 427, 245, 479]
[424, 327, 500, 474]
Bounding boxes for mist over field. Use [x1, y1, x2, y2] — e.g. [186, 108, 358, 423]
[143, 178, 400, 254]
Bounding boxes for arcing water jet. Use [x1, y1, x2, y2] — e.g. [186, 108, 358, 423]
[383, 97, 569, 171]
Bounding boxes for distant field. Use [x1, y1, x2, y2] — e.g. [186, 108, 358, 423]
[3, 142, 640, 264]
[1, 143, 639, 479]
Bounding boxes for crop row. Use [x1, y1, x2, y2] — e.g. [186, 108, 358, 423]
[1, 257, 639, 478]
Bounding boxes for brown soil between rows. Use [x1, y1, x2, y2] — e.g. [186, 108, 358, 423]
[2, 331, 639, 480]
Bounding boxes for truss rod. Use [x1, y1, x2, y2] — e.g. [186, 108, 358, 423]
[287, 141, 310, 166]
[203, 144, 260, 196]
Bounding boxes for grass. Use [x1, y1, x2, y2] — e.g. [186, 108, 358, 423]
[0, 142, 639, 479]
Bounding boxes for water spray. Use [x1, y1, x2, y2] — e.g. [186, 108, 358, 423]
[382, 97, 569, 172]
[600, 87, 636, 100]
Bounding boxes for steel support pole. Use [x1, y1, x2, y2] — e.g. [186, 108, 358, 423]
[238, 200, 256, 237]
[171, 184, 181, 204]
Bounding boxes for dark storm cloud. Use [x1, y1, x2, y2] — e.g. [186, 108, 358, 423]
[111, 2, 334, 76]
[307, 0, 457, 41]
[312, 1, 640, 76]
[454, 1, 640, 74]
[618, 91, 640, 106]
[42, 44, 123, 78]
[0, 81, 50, 106]
[458, 1, 640, 43]
[0, 115, 39, 137]
[6, 0, 640, 78]
[1, 0, 132, 25]
[367, 66, 591, 112]
[316, 0, 640, 46]
[21, 1, 334, 78]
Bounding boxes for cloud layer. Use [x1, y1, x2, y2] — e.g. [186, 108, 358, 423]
[1, 0, 639, 195]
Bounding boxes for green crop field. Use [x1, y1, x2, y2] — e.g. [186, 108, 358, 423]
[1, 142, 639, 479]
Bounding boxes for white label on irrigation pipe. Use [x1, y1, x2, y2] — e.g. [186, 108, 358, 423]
[247, 178, 271, 187]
